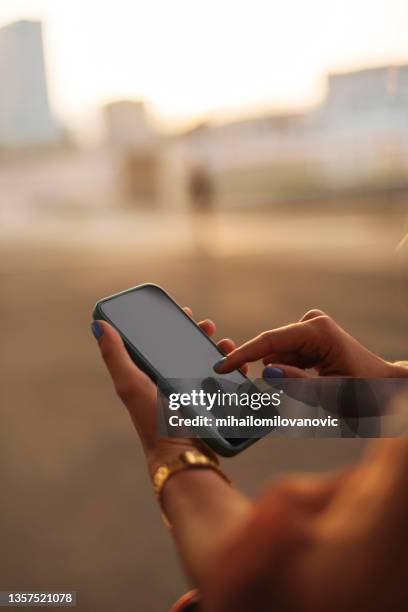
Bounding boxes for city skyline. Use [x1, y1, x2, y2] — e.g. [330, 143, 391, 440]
[0, 0, 408, 138]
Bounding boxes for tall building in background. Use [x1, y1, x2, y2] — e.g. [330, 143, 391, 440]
[0, 20, 60, 148]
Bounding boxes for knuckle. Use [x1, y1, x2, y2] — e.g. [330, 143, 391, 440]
[259, 330, 274, 343]
[312, 315, 335, 332]
[100, 342, 116, 363]
[100, 343, 114, 362]
[115, 379, 138, 402]
[304, 308, 326, 319]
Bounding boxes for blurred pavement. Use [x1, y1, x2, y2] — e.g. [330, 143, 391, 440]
[1, 209, 407, 611]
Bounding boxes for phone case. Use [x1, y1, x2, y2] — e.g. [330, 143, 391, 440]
[93, 283, 260, 457]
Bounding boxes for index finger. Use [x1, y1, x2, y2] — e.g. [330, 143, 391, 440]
[213, 322, 317, 374]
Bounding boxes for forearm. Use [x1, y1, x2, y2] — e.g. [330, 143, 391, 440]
[150, 453, 252, 588]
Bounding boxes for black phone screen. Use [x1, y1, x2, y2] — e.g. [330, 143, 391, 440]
[100, 285, 247, 385]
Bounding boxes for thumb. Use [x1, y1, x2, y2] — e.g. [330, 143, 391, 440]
[262, 364, 320, 407]
[262, 364, 312, 380]
[91, 320, 153, 404]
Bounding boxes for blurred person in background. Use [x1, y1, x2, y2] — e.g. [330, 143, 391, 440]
[188, 164, 214, 214]
[91, 294, 408, 611]
[188, 163, 217, 256]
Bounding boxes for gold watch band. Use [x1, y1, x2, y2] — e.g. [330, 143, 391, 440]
[152, 448, 231, 528]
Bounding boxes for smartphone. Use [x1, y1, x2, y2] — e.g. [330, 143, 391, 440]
[93, 283, 260, 456]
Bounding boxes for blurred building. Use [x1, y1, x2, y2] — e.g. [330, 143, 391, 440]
[321, 65, 408, 133]
[0, 20, 60, 148]
[176, 64, 408, 206]
[103, 100, 157, 151]
[313, 65, 408, 186]
[103, 100, 162, 206]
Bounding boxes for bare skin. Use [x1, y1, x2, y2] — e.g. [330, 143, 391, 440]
[92, 309, 408, 611]
[214, 309, 408, 379]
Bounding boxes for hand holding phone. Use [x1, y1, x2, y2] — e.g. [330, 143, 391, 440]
[92, 284, 257, 457]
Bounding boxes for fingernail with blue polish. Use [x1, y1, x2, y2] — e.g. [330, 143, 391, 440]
[263, 366, 284, 379]
[91, 321, 104, 340]
[213, 357, 226, 372]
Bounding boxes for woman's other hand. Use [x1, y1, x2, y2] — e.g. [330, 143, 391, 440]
[214, 309, 408, 379]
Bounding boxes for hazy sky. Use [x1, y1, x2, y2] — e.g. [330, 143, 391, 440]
[1, 0, 408, 129]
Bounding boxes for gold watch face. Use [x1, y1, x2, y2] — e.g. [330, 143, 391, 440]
[183, 449, 208, 465]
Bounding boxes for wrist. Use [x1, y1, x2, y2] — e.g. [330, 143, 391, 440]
[151, 448, 231, 530]
[146, 439, 205, 477]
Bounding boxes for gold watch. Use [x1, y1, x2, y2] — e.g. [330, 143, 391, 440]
[152, 448, 231, 528]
